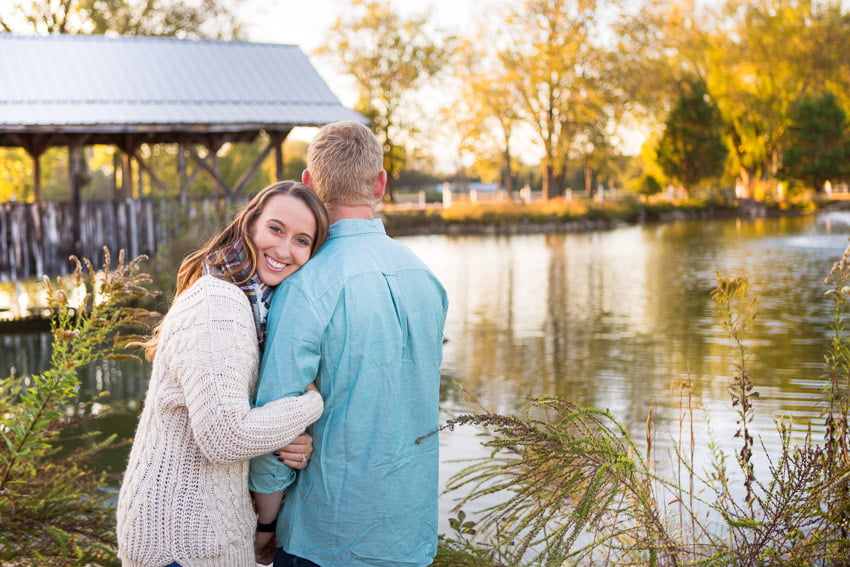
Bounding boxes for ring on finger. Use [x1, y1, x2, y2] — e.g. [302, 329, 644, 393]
[301, 453, 307, 463]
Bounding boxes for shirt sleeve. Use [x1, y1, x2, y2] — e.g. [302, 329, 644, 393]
[171, 279, 324, 465]
[249, 280, 324, 493]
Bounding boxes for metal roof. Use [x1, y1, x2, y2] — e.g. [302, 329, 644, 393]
[0, 33, 364, 133]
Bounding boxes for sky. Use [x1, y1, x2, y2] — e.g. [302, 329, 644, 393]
[238, 0, 507, 171]
[240, 0, 484, 107]
[236, 0, 645, 171]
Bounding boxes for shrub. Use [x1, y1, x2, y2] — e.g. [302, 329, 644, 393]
[0, 249, 159, 566]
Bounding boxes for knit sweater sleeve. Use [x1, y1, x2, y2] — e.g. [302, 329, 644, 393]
[168, 277, 323, 465]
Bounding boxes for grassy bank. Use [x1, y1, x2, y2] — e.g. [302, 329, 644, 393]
[380, 195, 813, 237]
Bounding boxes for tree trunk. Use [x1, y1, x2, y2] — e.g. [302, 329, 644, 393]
[542, 162, 555, 200]
[502, 145, 513, 197]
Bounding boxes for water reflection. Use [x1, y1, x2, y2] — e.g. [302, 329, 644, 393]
[406, 214, 848, 459]
[2, 214, 849, 522]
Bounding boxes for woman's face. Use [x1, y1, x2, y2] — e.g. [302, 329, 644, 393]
[250, 193, 317, 286]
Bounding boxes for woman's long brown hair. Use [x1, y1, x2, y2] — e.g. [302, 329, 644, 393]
[142, 181, 328, 359]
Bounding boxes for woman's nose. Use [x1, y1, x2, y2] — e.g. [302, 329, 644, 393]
[276, 239, 292, 259]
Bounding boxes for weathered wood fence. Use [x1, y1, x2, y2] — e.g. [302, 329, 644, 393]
[0, 197, 248, 281]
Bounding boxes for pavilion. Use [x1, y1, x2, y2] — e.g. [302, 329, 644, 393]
[0, 33, 364, 201]
[0, 33, 364, 281]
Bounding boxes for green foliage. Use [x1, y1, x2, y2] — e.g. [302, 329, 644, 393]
[0, 249, 159, 566]
[633, 173, 663, 197]
[781, 90, 850, 192]
[656, 78, 728, 193]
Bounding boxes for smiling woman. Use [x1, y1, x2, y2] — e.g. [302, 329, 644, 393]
[115, 180, 330, 567]
[251, 192, 321, 286]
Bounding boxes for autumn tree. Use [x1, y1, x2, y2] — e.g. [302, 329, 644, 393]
[497, 0, 610, 200]
[781, 90, 850, 192]
[702, 0, 850, 198]
[317, 0, 453, 203]
[450, 36, 523, 194]
[656, 78, 727, 195]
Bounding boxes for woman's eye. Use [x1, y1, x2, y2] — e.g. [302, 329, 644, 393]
[269, 225, 282, 235]
[296, 237, 312, 247]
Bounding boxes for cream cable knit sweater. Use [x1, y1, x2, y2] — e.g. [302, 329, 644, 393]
[116, 276, 323, 567]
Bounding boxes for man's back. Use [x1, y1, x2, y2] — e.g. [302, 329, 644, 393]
[253, 218, 448, 566]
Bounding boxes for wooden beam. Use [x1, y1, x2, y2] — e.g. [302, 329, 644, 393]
[232, 142, 274, 194]
[133, 149, 172, 195]
[187, 146, 232, 196]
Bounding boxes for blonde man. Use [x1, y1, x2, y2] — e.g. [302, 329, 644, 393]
[250, 121, 448, 567]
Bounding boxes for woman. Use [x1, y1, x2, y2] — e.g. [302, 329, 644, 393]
[116, 181, 329, 567]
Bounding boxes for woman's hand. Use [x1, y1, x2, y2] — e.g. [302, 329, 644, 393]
[273, 432, 313, 469]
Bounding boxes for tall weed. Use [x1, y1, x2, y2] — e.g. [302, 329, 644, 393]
[437, 246, 850, 566]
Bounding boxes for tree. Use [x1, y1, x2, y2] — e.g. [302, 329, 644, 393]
[450, 35, 523, 195]
[0, 0, 245, 38]
[781, 90, 850, 192]
[656, 78, 728, 194]
[704, 0, 850, 198]
[498, 0, 609, 200]
[316, 0, 453, 203]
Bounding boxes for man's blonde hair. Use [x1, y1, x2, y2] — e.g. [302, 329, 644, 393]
[307, 121, 384, 206]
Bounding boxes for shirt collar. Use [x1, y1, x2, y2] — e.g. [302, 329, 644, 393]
[328, 217, 386, 239]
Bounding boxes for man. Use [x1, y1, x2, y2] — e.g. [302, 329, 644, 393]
[249, 120, 448, 567]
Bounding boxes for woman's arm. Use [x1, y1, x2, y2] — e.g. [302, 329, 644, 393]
[170, 278, 324, 464]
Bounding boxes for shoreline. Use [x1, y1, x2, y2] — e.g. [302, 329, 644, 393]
[0, 206, 819, 333]
[384, 203, 813, 237]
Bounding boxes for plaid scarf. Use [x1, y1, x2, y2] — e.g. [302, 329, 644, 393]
[203, 241, 273, 349]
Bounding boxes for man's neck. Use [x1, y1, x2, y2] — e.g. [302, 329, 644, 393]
[327, 205, 375, 225]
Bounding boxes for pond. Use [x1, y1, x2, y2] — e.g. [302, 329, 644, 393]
[2, 212, 850, 535]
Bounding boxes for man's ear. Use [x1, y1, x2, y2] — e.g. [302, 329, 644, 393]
[374, 170, 387, 200]
[302, 170, 313, 188]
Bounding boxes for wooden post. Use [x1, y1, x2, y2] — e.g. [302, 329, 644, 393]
[137, 149, 145, 198]
[31, 151, 42, 201]
[69, 144, 83, 258]
[271, 132, 285, 181]
[113, 151, 120, 198]
[178, 143, 188, 205]
[17, 135, 48, 201]
[122, 151, 133, 199]
[269, 129, 292, 181]
[120, 135, 137, 200]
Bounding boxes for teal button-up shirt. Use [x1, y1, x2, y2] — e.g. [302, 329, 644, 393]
[249, 218, 448, 566]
